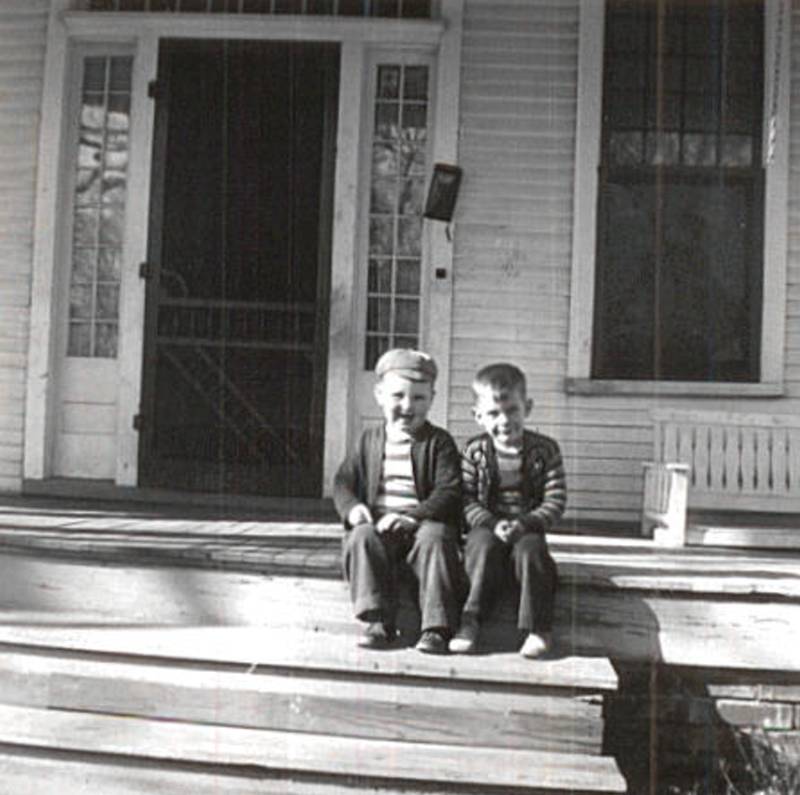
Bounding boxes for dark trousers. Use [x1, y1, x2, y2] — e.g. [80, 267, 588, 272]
[342, 520, 464, 634]
[463, 526, 557, 633]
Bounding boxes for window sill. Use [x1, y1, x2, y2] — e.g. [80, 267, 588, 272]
[564, 378, 784, 398]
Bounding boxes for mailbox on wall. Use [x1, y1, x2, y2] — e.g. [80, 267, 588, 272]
[424, 163, 462, 223]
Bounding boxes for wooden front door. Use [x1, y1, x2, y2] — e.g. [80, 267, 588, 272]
[139, 39, 339, 497]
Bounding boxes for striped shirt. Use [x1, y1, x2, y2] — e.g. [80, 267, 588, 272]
[494, 443, 524, 520]
[373, 436, 419, 517]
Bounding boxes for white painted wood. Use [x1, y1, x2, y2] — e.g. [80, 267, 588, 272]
[24, 0, 71, 481]
[115, 31, 157, 487]
[566, 0, 603, 381]
[61, 403, 116, 435]
[322, 42, 365, 495]
[62, 12, 445, 46]
[0, 704, 626, 793]
[49, 42, 134, 484]
[566, 379, 785, 397]
[53, 434, 116, 480]
[423, 0, 463, 429]
[760, 0, 790, 389]
[641, 462, 689, 546]
[652, 409, 800, 513]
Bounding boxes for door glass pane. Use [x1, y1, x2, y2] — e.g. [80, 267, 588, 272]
[67, 54, 132, 358]
[364, 62, 430, 368]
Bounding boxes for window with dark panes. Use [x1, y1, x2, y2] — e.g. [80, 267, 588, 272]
[364, 63, 429, 369]
[592, 0, 764, 382]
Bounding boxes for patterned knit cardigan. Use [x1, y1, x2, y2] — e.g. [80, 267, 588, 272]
[461, 430, 567, 535]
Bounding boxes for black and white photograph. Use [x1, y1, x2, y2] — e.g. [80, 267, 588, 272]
[0, 0, 798, 793]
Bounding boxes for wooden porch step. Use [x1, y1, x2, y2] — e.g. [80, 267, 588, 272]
[688, 514, 800, 551]
[0, 703, 627, 794]
[0, 647, 606, 756]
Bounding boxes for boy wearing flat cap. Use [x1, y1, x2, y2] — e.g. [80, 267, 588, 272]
[334, 348, 464, 654]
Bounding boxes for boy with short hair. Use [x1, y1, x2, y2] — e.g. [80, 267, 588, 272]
[450, 362, 565, 658]
[334, 348, 464, 654]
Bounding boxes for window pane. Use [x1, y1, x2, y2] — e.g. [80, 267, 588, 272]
[594, 179, 760, 381]
[403, 66, 428, 100]
[682, 133, 716, 166]
[67, 54, 131, 359]
[73, 248, 96, 282]
[68, 323, 92, 357]
[369, 217, 394, 256]
[395, 259, 420, 294]
[367, 297, 392, 333]
[368, 259, 392, 293]
[365, 335, 390, 370]
[97, 247, 121, 280]
[398, 178, 424, 216]
[397, 217, 421, 256]
[70, 284, 93, 320]
[96, 285, 119, 319]
[372, 142, 398, 176]
[375, 102, 399, 140]
[644, 131, 679, 166]
[608, 131, 643, 165]
[95, 323, 118, 358]
[370, 178, 398, 214]
[595, 0, 764, 382]
[76, 167, 101, 205]
[364, 63, 429, 368]
[83, 59, 106, 92]
[395, 298, 418, 334]
[377, 66, 401, 99]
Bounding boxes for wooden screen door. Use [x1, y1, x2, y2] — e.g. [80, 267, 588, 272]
[139, 39, 339, 497]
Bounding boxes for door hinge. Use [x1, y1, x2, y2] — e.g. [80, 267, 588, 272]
[139, 262, 153, 280]
[132, 414, 144, 432]
[147, 80, 162, 100]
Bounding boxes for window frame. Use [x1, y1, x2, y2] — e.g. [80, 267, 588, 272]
[566, 0, 789, 397]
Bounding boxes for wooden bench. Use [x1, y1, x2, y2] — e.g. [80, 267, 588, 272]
[652, 409, 800, 513]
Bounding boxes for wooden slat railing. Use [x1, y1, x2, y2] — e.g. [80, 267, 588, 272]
[652, 409, 800, 512]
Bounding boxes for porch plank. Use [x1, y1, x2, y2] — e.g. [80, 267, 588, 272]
[688, 523, 800, 551]
[0, 704, 627, 793]
[0, 651, 604, 755]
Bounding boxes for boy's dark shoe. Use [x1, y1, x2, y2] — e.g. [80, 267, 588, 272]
[358, 622, 397, 650]
[415, 629, 449, 655]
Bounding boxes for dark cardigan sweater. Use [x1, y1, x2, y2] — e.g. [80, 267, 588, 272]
[333, 421, 462, 529]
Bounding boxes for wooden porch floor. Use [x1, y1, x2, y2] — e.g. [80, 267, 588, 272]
[0, 495, 797, 792]
[0, 493, 797, 671]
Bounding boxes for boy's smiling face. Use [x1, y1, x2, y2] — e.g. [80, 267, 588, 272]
[472, 385, 532, 448]
[374, 371, 435, 437]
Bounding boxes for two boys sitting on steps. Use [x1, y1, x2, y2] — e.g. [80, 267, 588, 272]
[333, 348, 565, 659]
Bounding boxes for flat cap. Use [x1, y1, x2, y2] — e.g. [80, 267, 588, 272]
[374, 348, 438, 382]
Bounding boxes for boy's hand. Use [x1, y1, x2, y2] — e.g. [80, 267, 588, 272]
[376, 512, 419, 535]
[493, 519, 514, 544]
[347, 504, 373, 527]
[494, 520, 524, 545]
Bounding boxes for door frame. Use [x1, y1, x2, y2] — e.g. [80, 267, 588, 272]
[25, 2, 462, 496]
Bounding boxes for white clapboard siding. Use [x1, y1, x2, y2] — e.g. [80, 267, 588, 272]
[786, 4, 800, 402]
[0, 2, 48, 492]
[447, 0, 800, 521]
